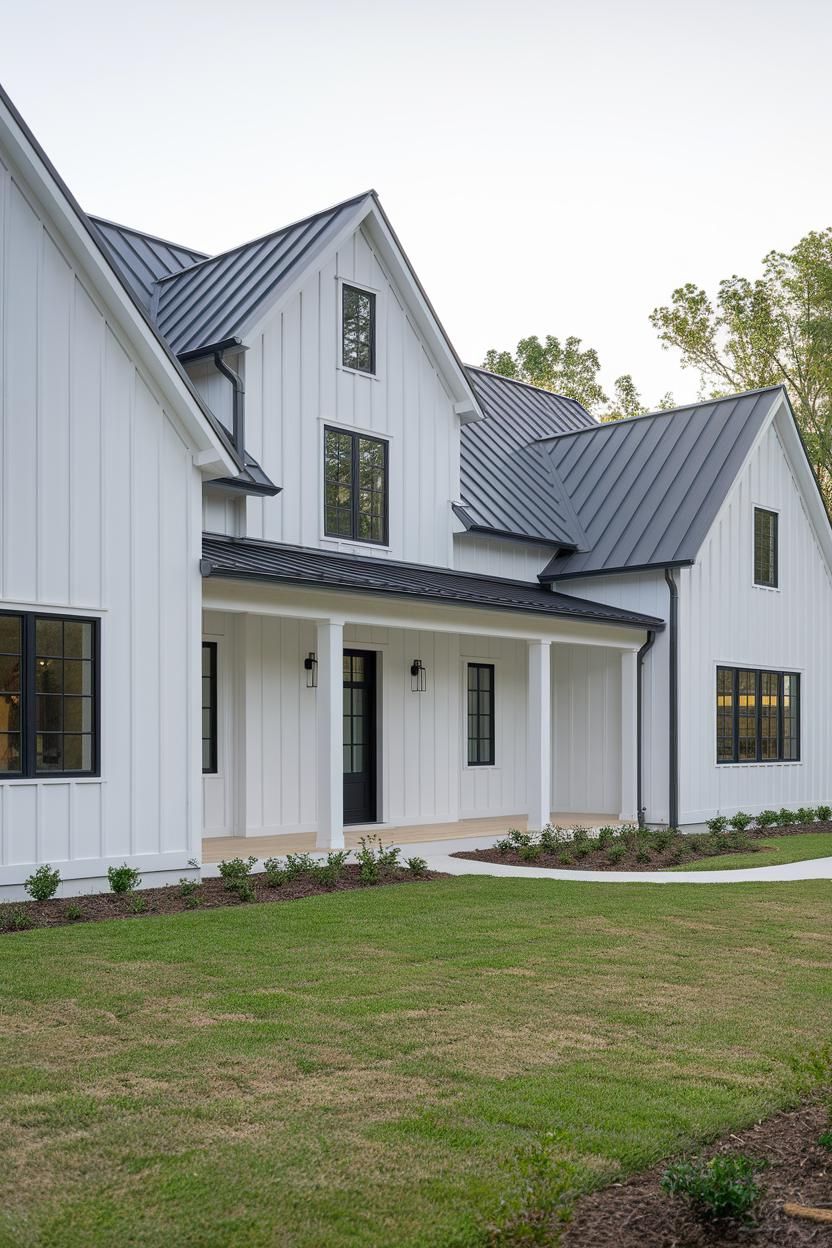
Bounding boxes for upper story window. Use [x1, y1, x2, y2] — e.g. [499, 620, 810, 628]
[754, 507, 778, 587]
[0, 612, 98, 778]
[324, 426, 388, 544]
[342, 284, 376, 374]
[716, 666, 799, 763]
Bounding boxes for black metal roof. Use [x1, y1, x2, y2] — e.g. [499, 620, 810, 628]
[201, 534, 664, 629]
[459, 367, 595, 546]
[89, 217, 207, 313]
[539, 387, 784, 581]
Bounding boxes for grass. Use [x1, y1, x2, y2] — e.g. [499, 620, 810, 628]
[672, 831, 832, 872]
[0, 877, 831, 1247]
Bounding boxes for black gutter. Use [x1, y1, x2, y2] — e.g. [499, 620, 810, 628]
[664, 568, 679, 829]
[213, 350, 245, 457]
[539, 556, 694, 583]
[636, 628, 657, 828]
[177, 337, 243, 363]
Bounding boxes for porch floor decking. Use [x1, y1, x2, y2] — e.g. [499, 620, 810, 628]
[202, 813, 622, 863]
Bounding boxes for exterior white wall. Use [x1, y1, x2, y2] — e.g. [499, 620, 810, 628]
[551, 643, 622, 816]
[223, 224, 459, 566]
[553, 572, 670, 824]
[453, 534, 553, 581]
[0, 150, 203, 893]
[679, 418, 832, 821]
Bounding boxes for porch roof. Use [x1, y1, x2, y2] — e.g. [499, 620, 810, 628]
[200, 534, 665, 630]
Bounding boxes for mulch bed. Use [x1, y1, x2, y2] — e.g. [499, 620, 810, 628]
[561, 1100, 832, 1246]
[453, 823, 832, 872]
[0, 865, 447, 934]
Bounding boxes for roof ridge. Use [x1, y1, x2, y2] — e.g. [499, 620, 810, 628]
[88, 214, 208, 259]
[535, 384, 786, 442]
[465, 364, 597, 413]
[152, 190, 375, 287]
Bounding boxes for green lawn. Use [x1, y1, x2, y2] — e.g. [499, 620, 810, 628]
[1, 878, 831, 1248]
[672, 831, 832, 872]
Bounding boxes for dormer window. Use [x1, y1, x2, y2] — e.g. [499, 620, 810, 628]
[753, 507, 778, 587]
[324, 426, 388, 544]
[342, 284, 376, 374]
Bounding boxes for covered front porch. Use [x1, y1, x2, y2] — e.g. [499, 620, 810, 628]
[201, 548, 660, 856]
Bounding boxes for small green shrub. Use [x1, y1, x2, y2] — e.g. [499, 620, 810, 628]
[650, 829, 674, 852]
[0, 905, 33, 932]
[217, 856, 257, 901]
[311, 850, 350, 888]
[571, 825, 590, 846]
[795, 806, 817, 825]
[519, 842, 541, 862]
[282, 853, 317, 881]
[621, 825, 639, 851]
[816, 804, 831, 822]
[405, 856, 428, 876]
[706, 815, 729, 834]
[539, 825, 567, 853]
[177, 877, 203, 908]
[494, 838, 514, 856]
[130, 893, 147, 914]
[355, 836, 401, 884]
[574, 841, 593, 860]
[24, 863, 61, 902]
[660, 1154, 762, 1222]
[635, 847, 651, 864]
[596, 826, 617, 849]
[107, 863, 142, 895]
[607, 844, 626, 865]
[183, 893, 203, 910]
[63, 902, 83, 921]
[728, 812, 753, 832]
[261, 857, 287, 886]
[557, 851, 575, 866]
[755, 808, 779, 828]
[777, 807, 797, 825]
[507, 828, 532, 849]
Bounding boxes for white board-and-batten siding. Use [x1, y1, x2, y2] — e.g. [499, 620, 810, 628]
[0, 152, 203, 893]
[679, 417, 832, 821]
[189, 225, 460, 567]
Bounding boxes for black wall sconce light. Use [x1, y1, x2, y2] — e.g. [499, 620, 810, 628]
[410, 658, 427, 693]
[304, 652, 318, 688]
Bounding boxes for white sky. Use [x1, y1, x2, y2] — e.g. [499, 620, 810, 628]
[2, 0, 831, 405]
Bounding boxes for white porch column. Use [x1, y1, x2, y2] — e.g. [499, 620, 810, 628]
[527, 640, 551, 831]
[619, 648, 639, 822]
[316, 619, 344, 849]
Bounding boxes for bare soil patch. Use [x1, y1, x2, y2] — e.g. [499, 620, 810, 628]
[0, 865, 447, 935]
[454, 823, 832, 872]
[561, 1100, 832, 1247]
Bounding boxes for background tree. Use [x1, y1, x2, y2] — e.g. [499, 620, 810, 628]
[650, 229, 832, 506]
[482, 335, 669, 421]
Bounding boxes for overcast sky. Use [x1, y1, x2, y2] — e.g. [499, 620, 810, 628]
[2, 0, 831, 405]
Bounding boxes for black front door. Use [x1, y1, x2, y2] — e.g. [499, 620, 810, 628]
[343, 650, 377, 824]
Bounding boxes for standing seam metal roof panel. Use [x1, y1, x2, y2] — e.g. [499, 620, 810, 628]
[88, 217, 208, 312]
[539, 388, 783, 580]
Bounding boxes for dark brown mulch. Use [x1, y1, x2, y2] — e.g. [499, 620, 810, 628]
[561, 1101, 832, 1247]
[0, 865, 447, 934]
[453, 822, 832, 872]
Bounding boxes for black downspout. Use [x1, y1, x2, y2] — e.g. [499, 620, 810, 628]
[636, 628, 656, 828]
[664, 567, 679, 829]
[213, 351, 245, 457]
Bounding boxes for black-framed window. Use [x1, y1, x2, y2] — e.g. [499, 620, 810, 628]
[0, 612, 98, 778]
[202, 642, 218, 774]
[716, 666, 799, 763]
[754, 507, 778, 587]
[324, 426, 388, 544]
[342, 283, 376, 374]
[467, 663, 495, 766]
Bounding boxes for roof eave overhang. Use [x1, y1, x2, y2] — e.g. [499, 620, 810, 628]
[452, 503, 573, 551]
[540, 557, 695, 584]
[0, 85, 239, 482]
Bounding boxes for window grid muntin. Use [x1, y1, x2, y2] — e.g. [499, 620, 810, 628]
[341, 284, 376, 374]
[467, 663, 495, 766]
[202, 642, 218, 774]
[323, 426, 388, 544]
[753, 507, 778, 587]
[0, 611, 98, 779]
[716, 666, 800, 764]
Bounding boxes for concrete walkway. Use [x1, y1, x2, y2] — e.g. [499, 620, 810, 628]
[203, 830, 832, 884]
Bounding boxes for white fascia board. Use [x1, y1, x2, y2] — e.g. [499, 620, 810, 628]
[0, 96, 237, 481]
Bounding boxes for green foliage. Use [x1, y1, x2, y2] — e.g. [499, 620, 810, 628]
[571, 825, 590, 845]
[130, 893, 147, 914]
[660, 1153, 762, 1222]
[355, 836, 400, 884]
[312, 851, 350, 888]
[557, 851, 575, 866]
[0, 904, 33, 931]
[107, 863, 142, 895]
[818, 1130, 832, 1151]
[728, 812, 753, 832]
[606, 844, 626, 865]
[24, 863, 61, 902]
[178, 877, 200, 897]
[405, 856, 428, 877]
[539, 825, 568, 853]
[816, 804, 831, 821]
[507, 828, 532, 849]
[595, 826, 617, 849]
[494, 838, 515, 856]
[706, 815, 729, 834]
[217, 856, 257, 902]
[519, 842, 541, 862]
[650, 230, 832, 505]
[62, 902, 83, 921]
[795, 806, 817, 825]
[777, 807, 797, 825]
[755, 808, 780, 828]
